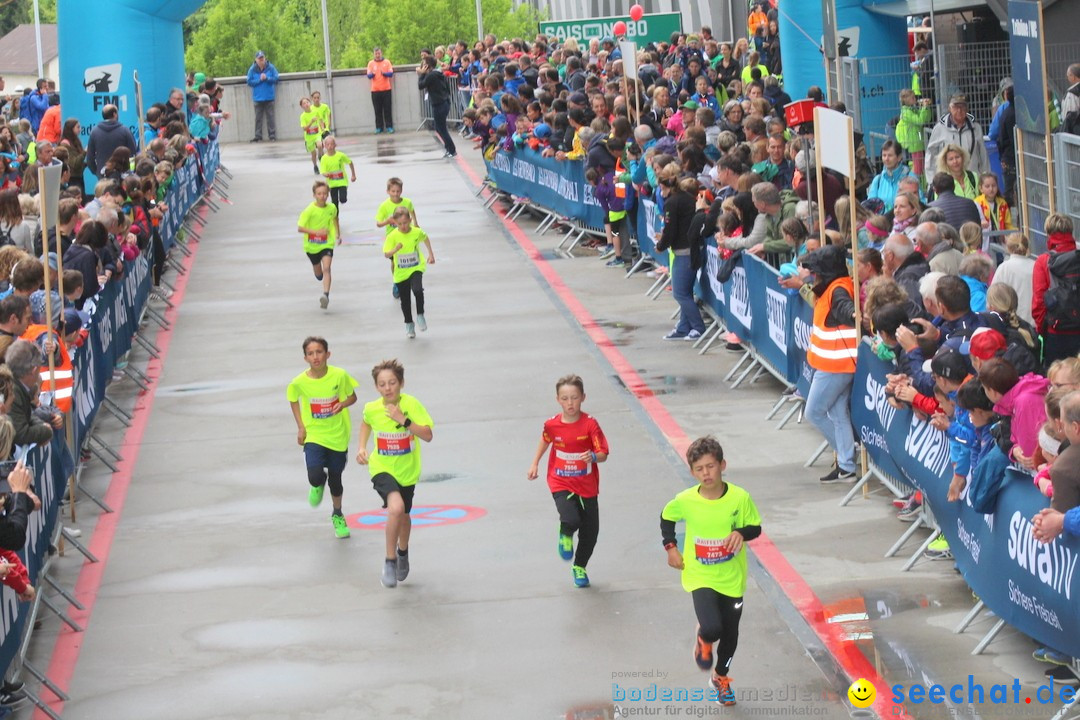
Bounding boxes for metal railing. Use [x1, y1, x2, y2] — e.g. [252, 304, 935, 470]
[1019, 130, 1052, 254]
[1053, 131, 1080, 239]
[936, 41, 1010, 129]
[417, 73, 469, 130]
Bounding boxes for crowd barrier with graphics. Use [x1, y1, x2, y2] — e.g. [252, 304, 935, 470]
[0, 139, 221, 706]
[481, 146, 1080, 661]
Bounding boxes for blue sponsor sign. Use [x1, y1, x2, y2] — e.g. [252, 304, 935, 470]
[1008, 0, 1047, 134]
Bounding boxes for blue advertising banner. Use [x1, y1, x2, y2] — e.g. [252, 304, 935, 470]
[486, 149, 606, 230]
[851, 341, 1080, 658]
[791, 293, 815, 397]
[635, 198, 669, 267]
[745, 257, 790, 382]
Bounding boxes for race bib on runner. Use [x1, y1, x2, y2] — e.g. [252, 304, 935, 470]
[553, 449, 590, 478]
[397, 252, 419, 268]
[377, 431, 413, 456]
[694, 537, 734, 565]
[309, 396, 340, 419]
[308, 233, 327, 245]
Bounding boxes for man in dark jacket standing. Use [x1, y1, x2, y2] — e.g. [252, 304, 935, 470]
[85, 104, 137, 177]
[928, 172, 981, 229]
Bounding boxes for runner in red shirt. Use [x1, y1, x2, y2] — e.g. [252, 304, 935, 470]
[527, 374, 609, 588]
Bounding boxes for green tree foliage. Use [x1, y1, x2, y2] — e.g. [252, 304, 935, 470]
[185, 0, 542, 76]
[0, 0, 30, 39]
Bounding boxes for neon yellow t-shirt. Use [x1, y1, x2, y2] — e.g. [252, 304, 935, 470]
[297, 201, 338, 254]
[376, 197, 415, 235]
[362, 393, 433, 486]
[313, 103, 331, 132]
[286, 366, 359, 452]
[383, 226, 428, 283]
[661, 482, 762, 597]
[300, 109, 321, 135]
[319, 151, 352, 188]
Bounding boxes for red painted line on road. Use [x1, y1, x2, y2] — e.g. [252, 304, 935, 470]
[459, 154, 910, 720]
[35, 208, 208, 719]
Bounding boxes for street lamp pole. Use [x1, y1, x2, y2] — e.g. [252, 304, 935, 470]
[475, 0, 484, 43]
[32, 0, 43, 80]
[320, 0, 336, 131]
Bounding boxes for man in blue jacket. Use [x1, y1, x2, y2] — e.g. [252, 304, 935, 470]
[27, 79, 50, 134]
[246, 51, 279, 142]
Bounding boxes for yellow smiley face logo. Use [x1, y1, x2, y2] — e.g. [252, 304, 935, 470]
[848, 678, 876, 708]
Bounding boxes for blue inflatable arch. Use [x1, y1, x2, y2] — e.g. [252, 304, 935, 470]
[58, 0, 206, 168]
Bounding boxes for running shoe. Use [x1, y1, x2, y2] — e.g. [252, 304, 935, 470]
[416, 314, 427, 332]
[396, 549, 410, 581]
[406, 322, 416, 339]
[375, 128, 383, 134]
[309, 485, 324, 508]
[685, 329, 702, 340]
[599, 245, 615, 259]
[558, 533, 574, 561]
[387, 128, 395, 134]
[0, 688, 27, 709]
[572, 565, 590, 588]
[313, 164, 320, 174]
[663, 329, 688, 340]
[893, 493, 914, 509]
[1045, 665, 1080, 685]
[605, 258, 625, 267]
[392, 284, 400, 298]
[819, 466, 857, 484]
[320, 293, 329, 309]
[694, 626, 713, 671]
[332, 513, 350, 539]
[924, 534, 953, 560]
[897, 497, 923, 522]
[710, 674, 736, 706]
[381, 558, 398, 588]
[1033, 647, 1072, 666]
[725, 342, 744, 352]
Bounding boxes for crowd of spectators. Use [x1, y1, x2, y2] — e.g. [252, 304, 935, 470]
[417, 11, 1080, 682]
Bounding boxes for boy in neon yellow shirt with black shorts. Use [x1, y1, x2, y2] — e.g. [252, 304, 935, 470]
[311, 90, 332, 136]
[299, 97, 323, 174]
[318, 135, 356, 238]
[297, 180, 339, 309]
[356, 359, 434, 588]
[375, 177, 418, 299]
[661, 436, 762, 706]
[383, 206, 434, 338]
[288, 336, 359, 539]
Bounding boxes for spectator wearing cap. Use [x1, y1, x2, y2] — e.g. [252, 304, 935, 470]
[246, 50, 279, 142]
[667, 100, 697, 140]
[925, 94, 989, 185]
[969, 325, 1039, 376]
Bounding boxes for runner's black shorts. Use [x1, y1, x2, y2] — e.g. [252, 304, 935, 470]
[371, 472, 416, 513]
[307, 248, 333, 265]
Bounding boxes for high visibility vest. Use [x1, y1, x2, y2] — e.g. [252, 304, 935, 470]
[22, 324, 73, 413]
[807, 277, 859, 374]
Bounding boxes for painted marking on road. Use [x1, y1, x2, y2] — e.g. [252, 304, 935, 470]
[349, 504, 486, 529]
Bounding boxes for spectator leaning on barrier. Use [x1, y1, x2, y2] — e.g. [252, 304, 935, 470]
[801, 244, 859, 483]
[925, 94, 989, 185]
[745, 181, 795, 261]
[367, 48, 395, 134]
[1031, 213, 1080, 364]
[247, 51, 279, 143]
[980, 357, 1049, 467]
[86, 104, 137, 178]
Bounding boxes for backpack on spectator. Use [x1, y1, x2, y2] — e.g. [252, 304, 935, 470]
[1045, 249, 1080, 332]
[0, 225, 12, 248]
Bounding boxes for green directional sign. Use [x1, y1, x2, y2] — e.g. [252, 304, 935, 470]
[539, 13, 683, 47]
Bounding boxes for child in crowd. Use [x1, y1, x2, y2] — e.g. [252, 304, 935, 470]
[356, 359, 434, 588]
[974, 173, 1013, 232]
[287, 336, 358, 539]
[693, 76, 720, 115]
[511, 115, 533, 149]
[895, 89, 933, 177]
[375, 177, 419, 299]
[299, 97, 323, 174]
[310, 90, 332, 137]
[587, 151, 632, 268]
[295, 180, 338, 309]
[1033, 388, 1068, 497]
[383, 206, 434, 338]
[661, 436, 761, 706]
[527, 374, 609, 588]
[318, 136, 356, 238]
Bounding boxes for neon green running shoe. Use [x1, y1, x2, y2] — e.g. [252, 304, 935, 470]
[572, 565, 590, 588]
[332, 513, 350, 539]
[309, 485, 324, 508]
[558, 533, 574, 561]
[924, 533, 952, 560]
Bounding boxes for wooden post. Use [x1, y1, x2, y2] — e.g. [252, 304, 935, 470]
[1016, 126, 1030, 240]
[812, 109, 827, 242]
[1036, 1, 1055, 215]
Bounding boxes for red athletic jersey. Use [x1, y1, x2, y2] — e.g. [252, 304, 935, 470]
[542, 412, 609, 497]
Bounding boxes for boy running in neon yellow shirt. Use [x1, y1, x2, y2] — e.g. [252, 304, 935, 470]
[288, 336, 359, 539]
[297, 180, 339, 309]
[356, 359, 434, 588]
[375, 177, 418, 299]
[383, 206, 434, 338]
[299, 97, 322, 174]
[661, 436, 762, 707]
[311, 90, 332, 135]
[318, 135, 356, 238]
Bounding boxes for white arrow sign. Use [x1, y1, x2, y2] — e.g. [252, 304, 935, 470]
[1025, 44, 1031, 81]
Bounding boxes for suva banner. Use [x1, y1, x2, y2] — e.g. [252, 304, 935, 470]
[540, 13, 682, 46]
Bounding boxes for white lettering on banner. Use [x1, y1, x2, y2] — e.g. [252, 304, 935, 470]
[1010, 19, 1037, 38]
[491, 153, 511, 173]
[766, 288, 787, 354]
[511, 158, 536, 183]
[113, 286, 129, 338]
[1008, 511, 1078, 601]
[862, 374, 897, 432]
[955, 518, 981, 564]
[583, 183, 600, 207]
[557, 175, 579, 202]
[537, 167, 560, 193]
[541, 19, 650, 41]
[97, 303, 113, 353]
[903, 417, 951, 478]
[705, 246, 723, 301]
[1009, 579, 1063, 630]
[729, 267, 751, 328]
[75, 345, 97, 434]
[24, 449, 54, 562]
[860, 427, 888, 453]
[793, 315, 811, 352]
[643, 200, 658, 244]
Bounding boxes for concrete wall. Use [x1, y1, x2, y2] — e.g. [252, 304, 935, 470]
[213, 66, 426, 144]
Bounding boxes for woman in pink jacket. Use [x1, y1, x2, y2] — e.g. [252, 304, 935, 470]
[980, 357, 1050, 468]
